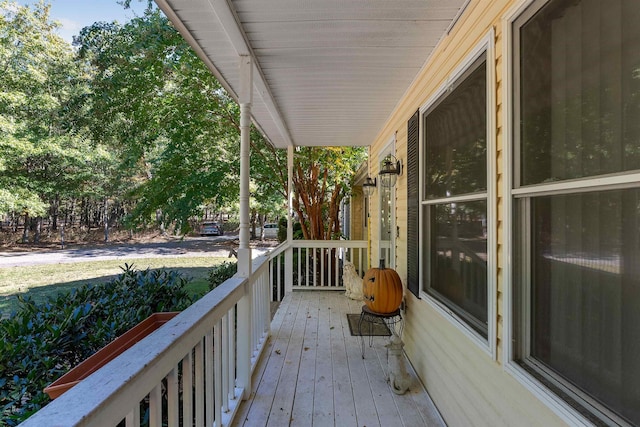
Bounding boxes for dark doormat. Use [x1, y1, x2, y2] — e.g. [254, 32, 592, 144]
[347, 314, 391, 337]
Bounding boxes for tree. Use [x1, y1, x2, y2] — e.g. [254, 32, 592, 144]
[0, 1, 111, 241]
[292, 146, 366, 240]
[76, 10, 288, 234]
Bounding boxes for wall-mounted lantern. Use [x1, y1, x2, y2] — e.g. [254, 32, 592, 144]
[379, 155, 402, 188]
[362, 176, 377, 197]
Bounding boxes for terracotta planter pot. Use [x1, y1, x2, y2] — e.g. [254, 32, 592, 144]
[44, 312, 179, 399]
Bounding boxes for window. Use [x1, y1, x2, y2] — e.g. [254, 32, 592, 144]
[422, 54, 489, 339]
[512, 0, 640, 424]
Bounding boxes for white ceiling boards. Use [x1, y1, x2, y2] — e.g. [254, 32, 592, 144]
[156, 0, 468, 148]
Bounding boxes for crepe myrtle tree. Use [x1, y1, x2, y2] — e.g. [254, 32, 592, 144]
[291, 146, 366, 240]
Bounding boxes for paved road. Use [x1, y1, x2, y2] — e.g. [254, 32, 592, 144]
[0, 234, 277, 267]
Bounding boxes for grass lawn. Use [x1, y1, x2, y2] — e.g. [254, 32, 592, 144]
[0, 256, 228, 316]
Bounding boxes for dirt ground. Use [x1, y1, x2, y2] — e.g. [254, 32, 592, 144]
[0, 227, 246, 252]
[1, 227, 168, 249]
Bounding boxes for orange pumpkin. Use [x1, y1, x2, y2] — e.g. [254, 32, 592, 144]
[362, 260, 403, 314]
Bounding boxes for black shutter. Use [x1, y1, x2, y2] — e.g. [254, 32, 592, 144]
[407, 110, 420, 298]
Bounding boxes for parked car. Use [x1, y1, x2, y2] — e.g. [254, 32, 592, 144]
[200, 221, 223, 236]
[261, 223, 278, 238]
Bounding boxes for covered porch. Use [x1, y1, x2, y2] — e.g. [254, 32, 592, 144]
[20, 0, 472, 425]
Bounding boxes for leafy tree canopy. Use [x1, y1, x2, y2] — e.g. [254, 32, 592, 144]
[0, 1, 111, 220]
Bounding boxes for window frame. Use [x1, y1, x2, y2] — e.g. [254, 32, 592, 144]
[504, 0, 640, 425]
[418, 30, 497, 356]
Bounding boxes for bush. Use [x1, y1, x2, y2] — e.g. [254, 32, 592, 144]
[277, 218, 304, 242]
[207, 261, 237, 291]
[0, 265, 194, 426]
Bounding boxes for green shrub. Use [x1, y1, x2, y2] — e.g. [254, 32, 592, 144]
[277, 218, 304, 242]
[0, 265, 194, 426]
[207, 261, 237, 290]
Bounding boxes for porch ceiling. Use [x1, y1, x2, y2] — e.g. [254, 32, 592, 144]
[155, 0, 469, 148]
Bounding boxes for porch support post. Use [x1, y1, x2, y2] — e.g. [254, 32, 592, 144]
[285, 145, 294, 293]
[237, 55, 253, 400]
[238, 55, 253, 277]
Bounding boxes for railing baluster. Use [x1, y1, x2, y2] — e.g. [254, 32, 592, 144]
[195, 340, 204, 427]
[125, 404, 140, 427]
[316, 248, 329, 287]
[205, 330, 214, 427]
[257, 273, 263, 338]
[183, 351, 193, 427]
[237, 291, 252, 400]
[263, 272, 270, 335]
[252, 278, 258, 352]
[167, 367, 179, 427]
[269, 258, 274, 300]
[214, 319, 223, 425]
[312, 247, 316, 287]
[221, 314, 229, 413]
[149, 384, 162, 427]
[297, 247, 301, 286]
[277, 253, 282, 301]
[335, 247, 340, 287]
[228, 305, 236, 400]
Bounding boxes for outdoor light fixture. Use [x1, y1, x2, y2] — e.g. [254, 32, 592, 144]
[379, 155, 402, 188]
[362, 176, 377, 197]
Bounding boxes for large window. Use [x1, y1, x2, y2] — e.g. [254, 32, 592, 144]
[512, 0, 640, 424]
[423, 55, 489, 339]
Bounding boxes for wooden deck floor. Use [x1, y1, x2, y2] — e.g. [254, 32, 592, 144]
[232, 291, 445, 427]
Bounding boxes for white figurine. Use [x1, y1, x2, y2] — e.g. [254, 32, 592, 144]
[343, 261, 364, 300]
[385, 333, 411, 395]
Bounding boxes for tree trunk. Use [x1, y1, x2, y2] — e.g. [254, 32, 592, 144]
[68, 198, 75, 228]
[104, 198, 109, 242]
[21, 213, 29, 243]
[156, 209, 166, 235]
[51, 194, 59, 231]
[34, 217, 42, 243]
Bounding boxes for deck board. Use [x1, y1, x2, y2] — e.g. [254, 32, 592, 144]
[231, 291, 445, 427]
[312, 294, 335, 426]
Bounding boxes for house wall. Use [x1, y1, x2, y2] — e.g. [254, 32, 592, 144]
[368, 0, 567, 425]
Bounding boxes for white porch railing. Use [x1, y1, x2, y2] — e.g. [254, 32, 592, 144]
[269, 240, 368, 301]
[21, 239, 367, 427]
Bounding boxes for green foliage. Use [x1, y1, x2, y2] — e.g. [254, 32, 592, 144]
[277, 217, 287, 242]
[207, 261, 237, 291]
[0, 1, 123, 230]
[277, 217, 303, 242]
[76, 11, 262, 233]
[0, 265, 193, 426]
[0, 1, 288, 235]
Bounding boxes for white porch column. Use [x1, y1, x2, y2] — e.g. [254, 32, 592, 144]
[237, 55, 253, 400]
[238, 55, 253, 277]
[285, 145, 294, 293]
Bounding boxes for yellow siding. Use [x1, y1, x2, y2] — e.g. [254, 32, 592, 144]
[403, 294, 564, 426]
[350, 187, 364, 241]
[367, 0, 570, 425]
[350, 187, 365, 271]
